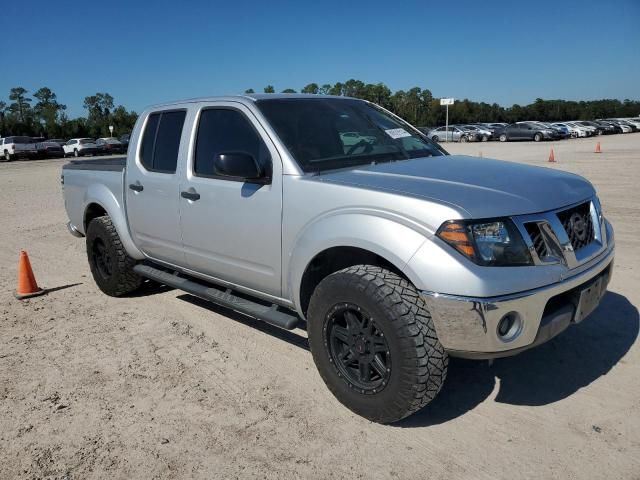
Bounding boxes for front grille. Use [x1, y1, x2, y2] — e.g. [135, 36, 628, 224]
[524, 222, 548, 259]
[557, 202, 595, 251]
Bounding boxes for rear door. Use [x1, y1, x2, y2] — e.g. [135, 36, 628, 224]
[178, 102, 283, 297]
[126, 109, 188, 266]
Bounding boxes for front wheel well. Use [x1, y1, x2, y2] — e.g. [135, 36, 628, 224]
[84, 203, 107, 231]
[299, 246, 407, 316]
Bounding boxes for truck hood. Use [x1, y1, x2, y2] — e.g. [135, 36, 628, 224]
[312, 155, 595, 218]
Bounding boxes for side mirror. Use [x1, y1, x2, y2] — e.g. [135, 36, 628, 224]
[213, 152, 265, 182]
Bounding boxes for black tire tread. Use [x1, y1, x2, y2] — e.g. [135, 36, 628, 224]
[309, 265, 448, 423]
[86, 216, 142, 296]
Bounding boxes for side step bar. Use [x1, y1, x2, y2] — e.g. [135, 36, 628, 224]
[133, 264, 299, 330]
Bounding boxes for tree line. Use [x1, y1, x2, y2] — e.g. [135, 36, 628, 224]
[246, 80, 640, 127]
[0, 87, 138, 139]
[2, 80, 638, 140]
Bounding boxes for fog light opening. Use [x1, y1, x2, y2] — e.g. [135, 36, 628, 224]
[497, 312, 522, 342]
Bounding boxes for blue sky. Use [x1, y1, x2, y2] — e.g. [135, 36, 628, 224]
[3, 0, 639, 117]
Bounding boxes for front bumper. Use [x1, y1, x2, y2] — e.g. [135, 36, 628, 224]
[421, 242, 614, 359]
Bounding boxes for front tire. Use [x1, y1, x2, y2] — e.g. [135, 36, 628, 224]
[533, 133, 542, 142]
[86, 216, 143, 296]
[74, 149, 79, 157]
[307, 265, 448, 424]
[4, 151, 13, 161]
[499, 133, 507, 142]
[460, 135, 468, 143]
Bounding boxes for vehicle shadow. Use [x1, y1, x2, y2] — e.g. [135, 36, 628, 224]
[176, 293, 310, 351]
[397, 291, 639, 428]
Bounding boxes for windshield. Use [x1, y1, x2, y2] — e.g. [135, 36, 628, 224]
[257, 98, 446, 173]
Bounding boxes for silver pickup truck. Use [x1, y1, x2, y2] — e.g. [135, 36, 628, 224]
[62, 94, 614, 423]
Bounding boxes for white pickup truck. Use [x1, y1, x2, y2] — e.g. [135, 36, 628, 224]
[62, 94, 614, 423]
[1, 136, 37, 161]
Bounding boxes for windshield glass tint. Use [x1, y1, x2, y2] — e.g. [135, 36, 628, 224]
[257, 98, 445, 172]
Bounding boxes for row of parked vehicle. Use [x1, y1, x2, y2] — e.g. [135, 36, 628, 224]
[0, 134, 131, 161]
[422, 117, 640, 143]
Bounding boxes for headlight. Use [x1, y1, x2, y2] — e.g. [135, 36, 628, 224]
[437, 219, 533, 266]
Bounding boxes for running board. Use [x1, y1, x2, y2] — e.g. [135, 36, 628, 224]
[133, 264, 299, 330]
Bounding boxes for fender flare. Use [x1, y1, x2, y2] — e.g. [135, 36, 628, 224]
[286, 211, 431, 316]
[83, 183, 144, 259]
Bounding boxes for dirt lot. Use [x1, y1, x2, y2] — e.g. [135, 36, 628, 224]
[1, 135, 639, 479]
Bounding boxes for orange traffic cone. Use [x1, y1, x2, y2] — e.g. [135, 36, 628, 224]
[595, 142, 601, 153]
[15, 251, 45, 299]
[548, 149, 556, 163]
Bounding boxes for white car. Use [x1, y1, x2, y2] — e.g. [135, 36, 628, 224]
[1, 136, 37, 161]
[552, 122, 587, 138]
[571, 122, 597, 136]
[63, 138, 99, 157]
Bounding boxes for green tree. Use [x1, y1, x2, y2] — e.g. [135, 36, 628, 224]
[33, 87, 66, 136]
[244, 88, 255, 94]
[319, 84, 332, 95]
[281, 88, 297, 93]
[263, 85, 275, 93]
[301, 83, 319, 94]
[8, 87, 32, 123]
[83, 93, 114, 137]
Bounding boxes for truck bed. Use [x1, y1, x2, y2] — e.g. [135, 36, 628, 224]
[63, 157, 126, 172]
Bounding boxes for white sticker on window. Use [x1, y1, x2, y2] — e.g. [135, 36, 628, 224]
[385, 128, 411, 139]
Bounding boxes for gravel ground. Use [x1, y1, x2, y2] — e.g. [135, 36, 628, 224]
[1, 134, 639, 479]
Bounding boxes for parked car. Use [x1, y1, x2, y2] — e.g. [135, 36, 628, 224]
[552, 122, 588, 138]
[118, 133, 131, 148]
[0, 136, 38, 161]
[96, 137, 126, 155]
[494, 122, 556, 142]
[607, 119, 638, 132]
[62, 94, 613, 424]
[427, 126, 476, 142]
[462, 125, 492, 141]
[528, 122, 569, 139]
[47, 138, 68, 146]
[578, 120, 615, 135]
[32, 137, 65, 159]
[622, 118, 640, 129]
[63, 138, 99, 157]
[598, 119, 631, 133]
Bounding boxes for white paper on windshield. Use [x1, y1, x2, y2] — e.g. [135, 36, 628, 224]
[385, 128, 412, 139]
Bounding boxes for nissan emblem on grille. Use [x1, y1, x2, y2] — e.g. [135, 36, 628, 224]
[557, 201, 595, 252]
[569, 212, 587, 242]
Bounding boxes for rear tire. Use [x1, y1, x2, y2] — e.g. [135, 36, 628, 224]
[3, 151, 13, 161]
[499, 133, 507, 142]
[460, 135, 468, 143]
[86, 216, 143, 296]
[307, 265, 448, 424]
[431, 135, 439, 142]
[74, 149, 79, 157]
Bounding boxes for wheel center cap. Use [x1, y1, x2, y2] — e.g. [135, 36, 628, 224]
[354, 337, 366, 354]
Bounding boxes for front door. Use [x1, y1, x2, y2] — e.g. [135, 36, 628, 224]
[179, 102, 283, 297]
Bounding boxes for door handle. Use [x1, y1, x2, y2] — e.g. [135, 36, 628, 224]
[181, 190, 201, 201]
[129, 183, 144, 192]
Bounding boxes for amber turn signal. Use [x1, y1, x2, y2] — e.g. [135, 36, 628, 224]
[437, 222, 476, 259]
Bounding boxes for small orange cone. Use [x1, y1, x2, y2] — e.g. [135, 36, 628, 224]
[15, 251, 45, 299]
[548, 149, 556, 163]
[595, 142, 601, 153]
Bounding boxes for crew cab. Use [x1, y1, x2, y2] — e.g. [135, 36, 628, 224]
[62, 95, 615, 423]
[1, 136, 37, 161]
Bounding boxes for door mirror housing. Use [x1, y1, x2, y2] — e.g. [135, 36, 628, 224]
[213, 152, 266, 182]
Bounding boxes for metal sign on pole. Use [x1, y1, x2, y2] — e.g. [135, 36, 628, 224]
[440, 98, 455, 142]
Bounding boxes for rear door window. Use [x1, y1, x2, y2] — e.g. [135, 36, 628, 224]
[139, 110, 186, 173]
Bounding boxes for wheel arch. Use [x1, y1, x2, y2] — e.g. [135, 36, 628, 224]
[82, 184, 144, 259]
[287, 213, 431, 318]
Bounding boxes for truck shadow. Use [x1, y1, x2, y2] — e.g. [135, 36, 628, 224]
[398, 291, 639, 428]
